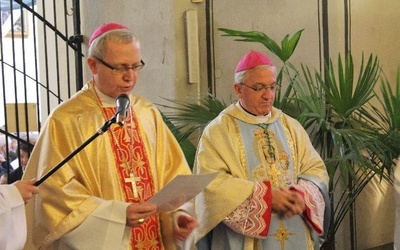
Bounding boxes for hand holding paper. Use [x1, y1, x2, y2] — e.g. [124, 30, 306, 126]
[148, 172, 218, 212]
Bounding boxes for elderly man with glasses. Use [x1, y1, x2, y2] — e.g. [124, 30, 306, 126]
[23, 23, 198, 250]
[193, 50, 329, 250]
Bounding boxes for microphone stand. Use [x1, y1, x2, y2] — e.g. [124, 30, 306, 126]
[34, 115, 118, 186]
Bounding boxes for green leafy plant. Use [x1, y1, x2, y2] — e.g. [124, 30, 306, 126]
[159, 94, 227, 142]
[288, 53, 395, 248]
[218, 28, 303, 62]
[159, 95, 228, 169]
[369, 68, 400, 157]
[161, 112, 197, 169]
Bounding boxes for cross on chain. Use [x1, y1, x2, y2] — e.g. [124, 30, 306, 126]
[124, 172, 140, 199]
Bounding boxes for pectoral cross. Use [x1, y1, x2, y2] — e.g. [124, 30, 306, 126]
[125, 172, 140, 199]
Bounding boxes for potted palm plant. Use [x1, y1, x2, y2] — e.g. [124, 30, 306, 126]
[288, 53, 396, 249]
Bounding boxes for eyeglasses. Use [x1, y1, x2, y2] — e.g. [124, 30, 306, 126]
[240, 83, 280, 92]
[95, 57, 145, 75]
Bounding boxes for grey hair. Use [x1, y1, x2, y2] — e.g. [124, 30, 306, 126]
[234, 65, 277, 84]
[88, 29, 139, 58]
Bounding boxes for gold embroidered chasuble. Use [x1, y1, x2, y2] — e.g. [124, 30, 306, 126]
[193, 103, 329, 249]
[23, 81, 192, 249]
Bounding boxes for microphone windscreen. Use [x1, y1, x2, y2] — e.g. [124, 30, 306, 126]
[115, 94, 130, 126]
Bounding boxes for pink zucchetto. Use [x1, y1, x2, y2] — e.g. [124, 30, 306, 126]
[88, 23, 129, 45]
[235, 50, 274, 73]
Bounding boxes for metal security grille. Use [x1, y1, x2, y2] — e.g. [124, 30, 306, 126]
[0, 0, 83, 182]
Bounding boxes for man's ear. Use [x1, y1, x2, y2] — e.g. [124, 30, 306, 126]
[234, 83, 243, 98]
[87, 57, 98, 74]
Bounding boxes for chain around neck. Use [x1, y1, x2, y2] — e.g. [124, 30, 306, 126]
[257, 123, 276, 161]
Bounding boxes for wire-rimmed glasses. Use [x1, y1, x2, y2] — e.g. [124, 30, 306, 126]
[240, 83, 280, 92]
[95, 57, 145, 75]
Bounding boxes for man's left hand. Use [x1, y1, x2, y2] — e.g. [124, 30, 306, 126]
[173, 214, 199, 241]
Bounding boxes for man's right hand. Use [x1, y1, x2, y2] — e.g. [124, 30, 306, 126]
[13, 178, 39, 204]
[271, 187, 305, 218]
[126, 203, 157, 227]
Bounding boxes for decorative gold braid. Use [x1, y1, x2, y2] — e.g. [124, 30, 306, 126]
[93, 87, 140, 199]
[108, 124, 141, 199]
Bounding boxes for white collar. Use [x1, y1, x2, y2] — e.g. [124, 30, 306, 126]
[236, 102, 271, 123]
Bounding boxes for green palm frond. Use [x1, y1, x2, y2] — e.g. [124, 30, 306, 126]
[286, 51, 394, 243]
[324, 54, 379, 119]
[280, 32, 304, 62]
[218, 28, 304, 63]
[289, 64, 326, 129]
[370, 67, 400, 156]
[158, 95, 228, 141]
[159, 96, 228, 168]
[160, 112, 196, 169]
[288, 52, 388, 180]
[376, 67, 400, 131]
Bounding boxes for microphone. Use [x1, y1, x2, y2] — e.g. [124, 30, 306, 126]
[115, 94, 130, 126]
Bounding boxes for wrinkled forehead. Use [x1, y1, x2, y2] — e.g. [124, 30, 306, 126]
[244, 65, 277, 80]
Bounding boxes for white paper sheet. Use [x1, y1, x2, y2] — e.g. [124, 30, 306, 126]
[147, 172, 218, 212]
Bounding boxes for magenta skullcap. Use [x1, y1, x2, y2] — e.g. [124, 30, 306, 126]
[235, 50, 274, 73]
[89, 23, 129, 45]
